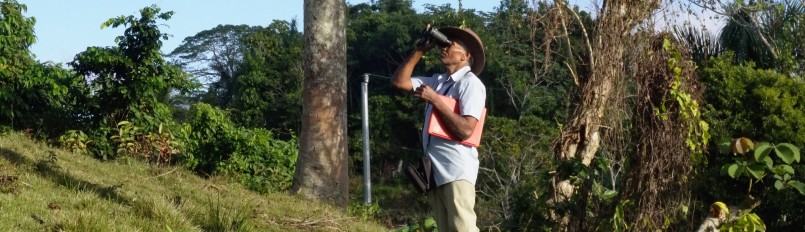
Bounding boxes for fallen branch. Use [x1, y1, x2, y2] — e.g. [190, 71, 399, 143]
[151, 167, 178, 179]
[285, 216, 353, 228]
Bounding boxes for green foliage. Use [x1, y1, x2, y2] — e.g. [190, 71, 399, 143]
[720, 212, 767, 232]
[108, 121, 182, 164]
[85, 127, 114, 160]
[232, 20, 303, 133]
[347, 202, 382, 221]
[348, 94, 420, 176]
[610, 200, 631, 232]
[717, 1, 805, 74]
[110, 121, 140, 158]
[720, 138, 802, 193]
[701, 54, 805, 147]
[719, 2, 776, 69]
[713, 137, 803, 231]
[482, 0, 585, 120]
[1, 1, 88, 137]
[183, 103, 298, 193]
[70, 5, 195, 131]
[761, 1, 805, 75]
[168, 20, 303, 136]
[219, 129, 298, 193]
[476, 115, 555, 230]
[393, 217, 437, 232]
[699, 57, 805, 229]
[58, 130, 90, 154]
[346, 0, 431, 77]
[660, 38, 710, 164]
[182, 103, 237, 174]
[0, 0, 35, 83]
[146, 123, 183, 164]
[673, 25, 723, 66]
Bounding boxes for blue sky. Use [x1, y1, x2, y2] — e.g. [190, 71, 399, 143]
[22, 0, 506, 64]
[22, 0, 717, 65]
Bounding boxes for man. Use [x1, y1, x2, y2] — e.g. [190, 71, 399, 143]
[391, 25, 486, 232]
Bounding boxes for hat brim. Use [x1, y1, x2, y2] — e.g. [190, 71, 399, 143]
[440, 27, 485, 75]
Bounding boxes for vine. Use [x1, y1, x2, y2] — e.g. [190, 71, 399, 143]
[658, 38, 710, 165]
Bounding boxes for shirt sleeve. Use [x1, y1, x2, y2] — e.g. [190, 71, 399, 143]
[457, 77, 486, 120]
[411, 74, 439, 91]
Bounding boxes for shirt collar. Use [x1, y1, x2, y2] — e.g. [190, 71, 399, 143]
[446, 66, 472, 82]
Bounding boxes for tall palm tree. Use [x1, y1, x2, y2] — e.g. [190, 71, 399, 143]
[717, 0, 804, 72]
[719, 2, 777, 68]
[674, 25, 723, 66]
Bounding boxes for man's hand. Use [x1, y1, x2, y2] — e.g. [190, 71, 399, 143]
[416, 39, 435, 53]
[390, 24, 436, 92]
[415, 24, 436, 52]
[414, 84, 439, 104]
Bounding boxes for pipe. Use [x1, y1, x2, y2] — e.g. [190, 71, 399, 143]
[361, 73, 372, 204]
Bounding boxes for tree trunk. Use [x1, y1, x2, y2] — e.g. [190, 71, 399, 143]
[291, 0, 349, 207]
[552, 0, 660, 230]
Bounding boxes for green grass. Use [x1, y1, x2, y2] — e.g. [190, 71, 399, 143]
[0, 132, 387, 231]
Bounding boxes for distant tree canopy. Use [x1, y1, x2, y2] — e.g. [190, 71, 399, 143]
[168, 24, 260, 107]
[168, 20, 303, 137]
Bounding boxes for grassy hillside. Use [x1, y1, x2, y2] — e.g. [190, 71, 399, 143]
[0, 132, 387, 231]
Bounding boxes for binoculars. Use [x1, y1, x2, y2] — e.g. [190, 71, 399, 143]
[416, 26, 452, 48]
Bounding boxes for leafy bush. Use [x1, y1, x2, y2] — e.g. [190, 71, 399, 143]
[59, 130, 90, 154]
[108, 121, 183, 164]
[708, 138, 804, 232]
[220, 128, 298, 193]
[347, 202, 382, 221]
[476, 115, 556, 230]
[86, 126, 114, 160]
[183, 103, 298, 193]
[182, 103, 238, 174]
[1, 1, 89, 139]
[701, 54, 805, 146]
[699, 54, 805, 230]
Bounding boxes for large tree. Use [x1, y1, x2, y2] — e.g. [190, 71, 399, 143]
[231, 20, 303, 133]
[0, 0, 36, 127]
[291, 0, 349, 207]
[70, 5, 193, 128]
[551, 0, 660, 230]
[0, 0, 86, 137]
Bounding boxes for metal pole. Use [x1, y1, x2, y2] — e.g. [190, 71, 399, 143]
[361, 73, 372, 204]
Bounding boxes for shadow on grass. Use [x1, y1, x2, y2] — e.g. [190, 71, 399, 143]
[0, 147, 131, 206]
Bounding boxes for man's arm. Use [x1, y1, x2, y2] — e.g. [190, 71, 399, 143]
[415, 85, 478, 140]
[433, 99, 478, 140]
[391, 38, 433, 91]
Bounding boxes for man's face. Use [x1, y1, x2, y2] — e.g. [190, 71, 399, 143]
[439, 40, 470, 67]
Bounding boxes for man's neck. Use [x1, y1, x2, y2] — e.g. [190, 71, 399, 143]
[445, 63, 470, 75]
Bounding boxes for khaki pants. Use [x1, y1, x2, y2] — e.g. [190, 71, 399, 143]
[429, 180, 479, 232]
